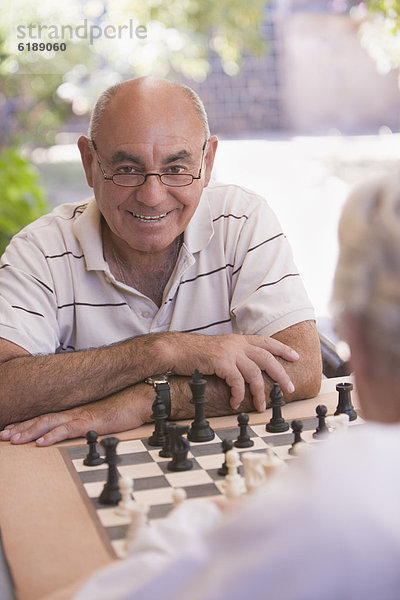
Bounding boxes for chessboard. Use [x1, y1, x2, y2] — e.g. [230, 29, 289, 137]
[0, 377, 358, 600]
[59, 411, 363, 559]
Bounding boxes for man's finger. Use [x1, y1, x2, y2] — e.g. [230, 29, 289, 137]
[8, 414, 64, 444]
[246, 335, 299, 361]
[246, 347, 295, 396]
[36, 419, 88, 446]
[217, 366, 245, 411]
[236, 355, 266, 411]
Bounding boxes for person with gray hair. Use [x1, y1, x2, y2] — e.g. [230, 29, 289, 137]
[73, 173, 400, 600]
[331, 174, 400, 423]
[0, 76, 321, 446]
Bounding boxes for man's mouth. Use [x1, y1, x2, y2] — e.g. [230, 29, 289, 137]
[130, 211, 169, 222]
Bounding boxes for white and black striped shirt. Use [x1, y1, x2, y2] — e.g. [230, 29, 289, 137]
[0, 183, 315, 355]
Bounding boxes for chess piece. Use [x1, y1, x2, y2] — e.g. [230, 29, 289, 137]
[159, 422, 174, 458]
[148, 392, 168, 447]
[288, 419, 304, 455]
[265, 383, 289, 433]
[222, 449, 245, 498]
[124, 503, 149, 554]
[187, 370, 215, 442]
[172, 487, 187, 507]
[99, 437, 122, 505]
[83, 430, 104, 466]
[234, 413, 254, 448]
[327, 413, 350, 433]
[290, 440, 308, 457]
[167, 425, 193, 472]
[115, 476, 136, 517]
[263, 445, 286, 477]
[218, 438, 234, 476]
[242, 452, 266, 493]
[313, 404, 329, 439]
[335, 382, 357, 421]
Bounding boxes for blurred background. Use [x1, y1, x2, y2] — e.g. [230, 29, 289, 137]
[1, 0, 400, 337]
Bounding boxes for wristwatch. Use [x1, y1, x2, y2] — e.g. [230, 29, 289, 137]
[144, 373, 172, 418]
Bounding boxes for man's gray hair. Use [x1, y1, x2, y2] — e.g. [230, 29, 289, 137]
[331, 173, 400, 372]
[88, 79, 210, 140]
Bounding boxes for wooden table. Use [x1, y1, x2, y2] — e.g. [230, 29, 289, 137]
[0, 377, 355, 600]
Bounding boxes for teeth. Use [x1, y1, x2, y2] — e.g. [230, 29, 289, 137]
[132, 212, 167, 221]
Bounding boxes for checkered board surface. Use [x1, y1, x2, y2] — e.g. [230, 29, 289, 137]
[61, 415, 362, 558]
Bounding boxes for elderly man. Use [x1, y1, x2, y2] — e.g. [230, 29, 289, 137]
[0, 77, 321, 446]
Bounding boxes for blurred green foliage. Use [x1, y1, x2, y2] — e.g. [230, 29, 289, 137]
[365, 1, 400, 21]
[0, 0, 269, 148]
[352, 1, 400, 75]
[0, 148, 49, 256]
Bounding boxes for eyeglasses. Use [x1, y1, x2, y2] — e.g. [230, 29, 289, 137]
[90, 139, 208, 188]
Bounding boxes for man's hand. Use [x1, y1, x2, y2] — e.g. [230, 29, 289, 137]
[0, 384, 153, 446]
[159, 333, 299, 411]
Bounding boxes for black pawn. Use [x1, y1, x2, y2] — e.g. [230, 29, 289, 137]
[234, 413, 254, 448]
[218, 439, 233, 476]
[167, 425, 193, 472]
[187, 369, 215, 442]
[288, 419, 304, 455]
[313, 404, 329, 439]
[148, 393, 168, 447]
[83, 430, 104, 466]
[98, 437, 121, 505]
[265, 383, 289, 433]
[159, 422, 175, 458]
[335, 382, 357, 421]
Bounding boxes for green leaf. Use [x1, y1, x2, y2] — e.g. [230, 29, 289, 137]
[0, 147, 49, 255]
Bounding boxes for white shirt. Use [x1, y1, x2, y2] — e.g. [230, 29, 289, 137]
[0, 183, 314, 355]
[74, 422, 400, 600]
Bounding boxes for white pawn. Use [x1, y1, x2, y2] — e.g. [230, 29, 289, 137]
[263, 445, 286, 478]
[291, 441, 309, 457]
[124, 503, 149, 554]
[327, 413, 349, 434]
[242, 452, 266, 493]
[172, 487, 187, 507]
[115, 476, 136, 517]
[223, 449, 245, 499]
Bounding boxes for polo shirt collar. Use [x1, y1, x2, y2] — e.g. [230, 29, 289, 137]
[73, 191, 214, 271]
[183, 188, 214, 254]
[73, 197, 106, 272]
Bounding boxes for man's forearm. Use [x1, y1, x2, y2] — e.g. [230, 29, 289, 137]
[0, 334, 169, 427]
[270, 320, 322, 402]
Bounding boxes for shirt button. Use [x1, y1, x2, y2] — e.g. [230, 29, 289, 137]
[142, 311, 150, 318]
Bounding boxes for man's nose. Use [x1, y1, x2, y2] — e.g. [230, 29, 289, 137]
[134, 174, 168, 205]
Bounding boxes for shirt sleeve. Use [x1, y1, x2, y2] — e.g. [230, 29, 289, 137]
[229, 197, 315, 336]
[0, 232, 60, 354]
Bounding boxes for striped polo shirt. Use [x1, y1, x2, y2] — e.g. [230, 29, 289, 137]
[0, 182, 315, 355]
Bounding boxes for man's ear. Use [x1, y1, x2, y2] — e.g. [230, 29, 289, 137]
[77, 136, 95, 188]
[203, 135, 218, 188]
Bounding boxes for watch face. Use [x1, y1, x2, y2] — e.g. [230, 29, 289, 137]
[146, 375, 168, 386]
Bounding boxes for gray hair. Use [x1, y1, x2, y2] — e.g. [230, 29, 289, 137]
[88, 79, 210, 141]
[331, 173, 400, 372]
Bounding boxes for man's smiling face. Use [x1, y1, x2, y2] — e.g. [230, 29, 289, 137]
[80, 78, 217, 256]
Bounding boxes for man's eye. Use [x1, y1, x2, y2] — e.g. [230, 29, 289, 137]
[165, 165, 186, 174]
[117, 166, 141, 174]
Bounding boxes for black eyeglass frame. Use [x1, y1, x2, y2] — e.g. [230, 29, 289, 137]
[90, 138, 208, 188]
